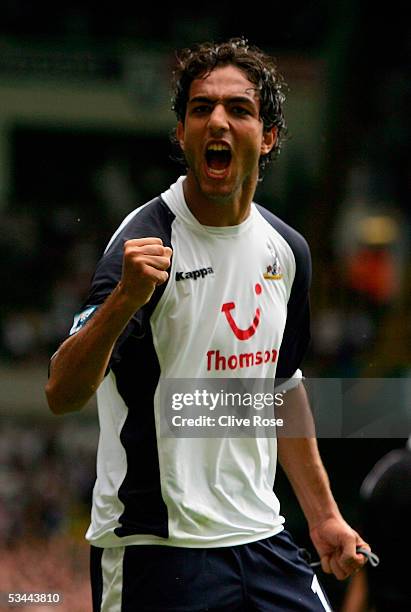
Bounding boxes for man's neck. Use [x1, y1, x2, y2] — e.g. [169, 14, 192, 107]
[182, 173, 256, 227]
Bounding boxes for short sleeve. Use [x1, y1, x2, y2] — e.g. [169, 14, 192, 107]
[275, 233, 311, 383]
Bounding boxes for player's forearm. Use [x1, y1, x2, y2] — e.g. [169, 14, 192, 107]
[45, 283, 139, 415]
[279, 436, 341, 527]
[46, 239, 172, 415]
[277, 385, 341, 528]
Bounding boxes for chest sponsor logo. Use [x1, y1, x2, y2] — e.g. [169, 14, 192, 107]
[207, 347, 278, 371]
[222, 283, 262, 340]
[207, 281, 278, 371]
[175, 266, 214, 281]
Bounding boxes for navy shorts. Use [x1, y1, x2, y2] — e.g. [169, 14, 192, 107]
[90, 530, 332, 611]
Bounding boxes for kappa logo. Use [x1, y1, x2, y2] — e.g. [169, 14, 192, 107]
[175, 266, 214, 281]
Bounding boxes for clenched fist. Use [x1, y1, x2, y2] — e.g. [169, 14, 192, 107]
[119, 237, 172, 307]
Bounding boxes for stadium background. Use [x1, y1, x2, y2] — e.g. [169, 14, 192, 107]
[0, 2, 409, 610]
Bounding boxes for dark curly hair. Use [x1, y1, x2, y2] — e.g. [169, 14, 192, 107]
[171, 37, 287, 175]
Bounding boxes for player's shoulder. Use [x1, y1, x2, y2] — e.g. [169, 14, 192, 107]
[255, 203, 311, 268]
[105, 196, 175, 256]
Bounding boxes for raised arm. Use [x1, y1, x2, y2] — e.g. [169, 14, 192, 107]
[45, 238, 172, 415]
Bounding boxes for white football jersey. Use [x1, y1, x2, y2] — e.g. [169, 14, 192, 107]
[69, 177, 311, 548]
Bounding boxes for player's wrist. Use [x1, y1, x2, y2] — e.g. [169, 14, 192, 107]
[307, 506, 343, 532]
[114, 280, 149, 312]
[307, 508, 344, 533]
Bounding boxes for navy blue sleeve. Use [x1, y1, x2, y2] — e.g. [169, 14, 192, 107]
[256, 205, 312, 380]
[276, 234, 311, 380]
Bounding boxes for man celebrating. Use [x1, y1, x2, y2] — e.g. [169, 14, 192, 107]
[46, 38, 369, 611]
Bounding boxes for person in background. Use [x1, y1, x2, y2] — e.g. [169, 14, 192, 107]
[341, 437, 411, 612]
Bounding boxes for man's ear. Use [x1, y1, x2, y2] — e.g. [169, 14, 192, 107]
[260, 126, 277, 155]
[176, 121, 185, 150]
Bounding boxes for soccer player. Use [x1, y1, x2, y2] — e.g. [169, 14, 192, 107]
[46, 38, 370, 611]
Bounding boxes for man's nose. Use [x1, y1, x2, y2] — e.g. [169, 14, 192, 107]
[208, 104, 229, 134]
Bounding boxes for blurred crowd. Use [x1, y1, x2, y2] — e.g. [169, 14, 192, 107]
[0, 419, 97, 545]
[0, 419, 97, 610]
[0, 536, 91, 612]
[0, 153, 175, 364]
[0, 206, 100, 363]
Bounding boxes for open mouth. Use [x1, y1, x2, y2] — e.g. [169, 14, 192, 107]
[205, 143, 232, 177]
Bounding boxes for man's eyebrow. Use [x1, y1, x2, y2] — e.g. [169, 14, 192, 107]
[188, 94, 258, 105]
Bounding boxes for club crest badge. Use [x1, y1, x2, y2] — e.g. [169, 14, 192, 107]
[263, 247, 283, 280]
